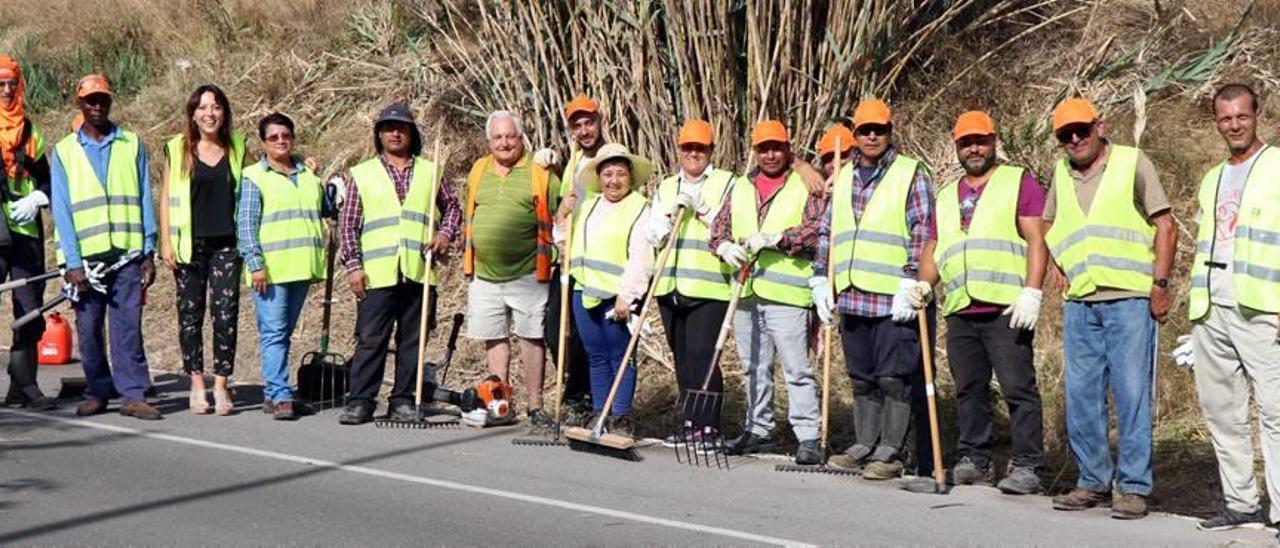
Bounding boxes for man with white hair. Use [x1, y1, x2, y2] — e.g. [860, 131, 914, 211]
[462, 111, 561, 428]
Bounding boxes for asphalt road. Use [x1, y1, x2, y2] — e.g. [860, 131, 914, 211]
[1, 367, 1274, 547]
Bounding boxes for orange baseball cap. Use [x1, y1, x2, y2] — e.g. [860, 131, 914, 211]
[1052, 98, 1098, 131]
[751, 120, 789, 146]
[952, 110, 996, 141]
[817, 124, 855, 156]
[75, 74, 113, 98]
[852, 99, 892, 129]
[677, 119, 714, 146]
[564, 95, 598, 120]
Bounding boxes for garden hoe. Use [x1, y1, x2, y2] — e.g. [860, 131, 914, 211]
[512, 215, 576, 447]
[775, 140, 857, 477]
[902, 311, 949, 494]
[375, 137, 454, 429]
[672, 261, 749, 469]
[564, 205, 686, 461]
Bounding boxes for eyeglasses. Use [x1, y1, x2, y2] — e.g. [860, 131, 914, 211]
[1055, 123, 1094, 144]
[855, 124, 890, 137]
[0, 80, 18, 90]
[265, 133, 295, 143]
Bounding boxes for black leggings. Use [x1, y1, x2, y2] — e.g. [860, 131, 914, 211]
[1, 232, 47, 396]
[175, 236, 242, 376]
[659, 293, 729, 426]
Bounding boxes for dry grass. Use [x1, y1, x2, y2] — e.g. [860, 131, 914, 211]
[2, 0, 1278, 516]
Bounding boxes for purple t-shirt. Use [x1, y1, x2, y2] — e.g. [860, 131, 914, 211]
[954, 170, 1046, 315]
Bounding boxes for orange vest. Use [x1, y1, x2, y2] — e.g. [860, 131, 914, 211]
[463, 155, 554, 282]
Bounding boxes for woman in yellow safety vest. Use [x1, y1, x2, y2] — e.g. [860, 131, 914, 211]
[556, 143, 656, 437]
[236, 112, 333, 421]
[159, 85, 247, 416]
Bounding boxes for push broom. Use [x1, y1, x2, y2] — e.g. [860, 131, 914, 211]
[564, 204, 687, 461]
[775, 139, 857, 477]
[376, 136, 454, 429]
[511, 210, 576, 447]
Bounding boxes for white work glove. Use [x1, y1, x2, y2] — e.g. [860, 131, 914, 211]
[59, 280, 79, 303]
[643, 212, 672, 247]
[1172, 334, 1195, 369]
[671, 191, 702, 217]
[326, 176, 346, 210]
[533, 148, 560, 168]
[9, 190, 48, 224]
[715, 241, 748, 269]
[1002, 287, 1043, 331]
[84, 261, 109, 294]
[891, 278, 921, 323]
[745, 232, 781, 255]
[907, 280, 933, 308]
[809, 276, 835, 325]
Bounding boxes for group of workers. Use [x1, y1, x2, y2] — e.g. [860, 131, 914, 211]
[1, 54, 1277, 533]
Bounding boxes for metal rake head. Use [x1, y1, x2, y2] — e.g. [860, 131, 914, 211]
[674, 423, 727, 469]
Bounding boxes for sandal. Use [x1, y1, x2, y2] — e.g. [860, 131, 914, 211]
[190, 389, 211, 415]
[213, 387, 235, 416]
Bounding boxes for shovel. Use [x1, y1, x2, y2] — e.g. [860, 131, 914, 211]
[297, 218, 347, 411]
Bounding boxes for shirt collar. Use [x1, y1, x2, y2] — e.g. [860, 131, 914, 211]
[258, 156, 304, 176]
[679, 164, 715, 185]
[852, 144, 899, 184]
[76, 124, 122, 146]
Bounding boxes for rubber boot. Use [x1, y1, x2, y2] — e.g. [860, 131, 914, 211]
[7, 346, 44, 401]
[872, 376, 912, 462]
[851, 378, 882, 457]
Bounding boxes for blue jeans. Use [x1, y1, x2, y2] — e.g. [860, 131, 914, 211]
[1063, 298, 1155, 496]
[571, 292, 635, 416]
[252, 281, 310, 404]
[74, 261, 149, 403]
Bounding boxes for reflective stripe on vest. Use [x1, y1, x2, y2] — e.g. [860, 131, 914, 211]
[935, 165, 1027, 316]
[1044, 145, 1154, 299]
[463, 155, 554, 282]
[165, 132, 246, 263]
[352, 156, 441, 289]
[53, 130, 144, 264]
[569, 192, 647, 308]
[1189, 145, 1280, 319]
[3, 120, 46, 238]
[652, 169, 734, 300]
[243, 162, 325, 285]
[831, 154, 917, 296]
[729, 172, 813, 307]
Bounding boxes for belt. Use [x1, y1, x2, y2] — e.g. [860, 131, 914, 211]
[1204, 261, 1228, 269]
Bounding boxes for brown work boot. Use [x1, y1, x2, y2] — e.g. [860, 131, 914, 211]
[120, 401, 162, 421]
[76, 398, 107, 417]
[861, 460, 903, 480]
[1111, 493, 1148, 520]
[273, 401, 299, 421]
[1052, 487, 1112, 511]
[262, 399, 276, 414]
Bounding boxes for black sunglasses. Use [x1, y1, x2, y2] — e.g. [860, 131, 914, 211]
[1055, 123, 1095, 144]
[856, 124, 890, 137]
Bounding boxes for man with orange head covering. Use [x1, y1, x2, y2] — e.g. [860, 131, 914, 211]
[0, 56, 56, 411]
[1043, 97, 1174, 519]
[813, 99, 938, 480]
[708, 120, 826, 464]
[916, 110, 1049, 494]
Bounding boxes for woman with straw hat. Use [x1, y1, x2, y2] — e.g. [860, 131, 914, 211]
[556, 143, 656, 437]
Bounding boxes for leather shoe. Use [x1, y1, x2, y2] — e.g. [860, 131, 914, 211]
[120, 401, 163, 420]
[76, 398, 107, 416]
[339, 402, 373, 425]
[387, 403, 420, 422]
[273, 401, 299, 421]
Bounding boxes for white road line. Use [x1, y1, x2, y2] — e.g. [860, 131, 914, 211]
[5, 409, 814, 548]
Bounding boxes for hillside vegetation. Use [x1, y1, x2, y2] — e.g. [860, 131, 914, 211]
[2, 0, 1277, 515]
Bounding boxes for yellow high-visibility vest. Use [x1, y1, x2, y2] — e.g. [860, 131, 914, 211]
[165, 132, 247, 263]
[652, 169, 734, 301]
[569, 192, 648, 308]
[351, 156, 442, 288]
[53, 130, 144, 264]
[830, 154, 919, 296]
[935, 165, 1028, 316]
[242, 161, 326, 285]
[729, 172, 813, 307]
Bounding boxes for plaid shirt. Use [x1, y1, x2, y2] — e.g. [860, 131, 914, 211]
[708, 169, 826, 258]
[814, 145, 936, 318]
[337, 155, 462, 271]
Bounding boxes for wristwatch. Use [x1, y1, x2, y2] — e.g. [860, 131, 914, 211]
[1153, 278, 1169, 289]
